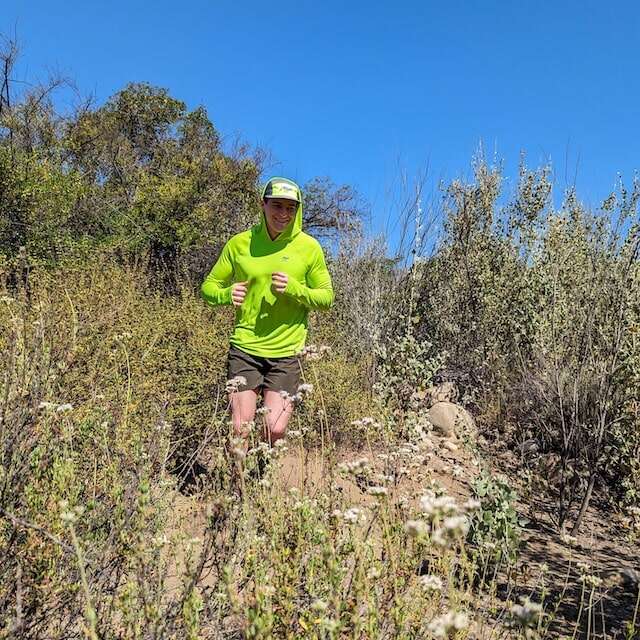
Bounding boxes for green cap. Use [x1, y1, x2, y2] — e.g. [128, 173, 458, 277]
[262, 177, 301, 202]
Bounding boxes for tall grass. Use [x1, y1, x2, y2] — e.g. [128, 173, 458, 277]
[1, 249, 636, 638]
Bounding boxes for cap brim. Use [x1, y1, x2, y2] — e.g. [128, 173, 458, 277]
[264, 195, 299, 202]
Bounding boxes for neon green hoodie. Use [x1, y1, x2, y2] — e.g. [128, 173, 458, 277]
[201, 178, 334, 357]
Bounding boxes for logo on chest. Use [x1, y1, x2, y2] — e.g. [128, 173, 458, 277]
[280, 256, 290, 262]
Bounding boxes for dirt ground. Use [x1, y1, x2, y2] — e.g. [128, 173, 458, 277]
[481, 444, 640, 639]
[167, 435, 639, 638]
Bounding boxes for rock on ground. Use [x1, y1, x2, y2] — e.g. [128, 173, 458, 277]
[426, 401, 476, 439]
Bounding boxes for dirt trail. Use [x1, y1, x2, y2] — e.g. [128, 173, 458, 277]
[166, 438, 639, 638]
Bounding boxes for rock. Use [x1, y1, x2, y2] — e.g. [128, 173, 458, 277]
[620, 567, 640, 587]
[604, 566, 640, 588]
[426, 401, 476, 439]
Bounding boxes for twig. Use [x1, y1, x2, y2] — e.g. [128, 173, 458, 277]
[0, 507, 75, 555]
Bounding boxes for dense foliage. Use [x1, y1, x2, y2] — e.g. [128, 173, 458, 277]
[1, 38, 639, 637]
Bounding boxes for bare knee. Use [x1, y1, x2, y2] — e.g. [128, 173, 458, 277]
[265, 417, 287, 443]
[264, 407, 292, 443]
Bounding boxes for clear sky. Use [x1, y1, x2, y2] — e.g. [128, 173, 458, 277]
[3, 0, 639, 243]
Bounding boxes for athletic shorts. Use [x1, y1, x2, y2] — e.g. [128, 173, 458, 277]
[226, 345, 302, 396]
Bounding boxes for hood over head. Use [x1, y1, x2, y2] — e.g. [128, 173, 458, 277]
[258, 176, 303, 242]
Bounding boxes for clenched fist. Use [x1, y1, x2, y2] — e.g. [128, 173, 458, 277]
[271, 272, 288, 294]
[231, 281, 248, 306]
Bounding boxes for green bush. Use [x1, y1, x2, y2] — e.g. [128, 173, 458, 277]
[468, 471, 524, 567]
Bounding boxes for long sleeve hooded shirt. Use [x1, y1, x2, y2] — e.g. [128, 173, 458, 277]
[201, 179, 334, 358]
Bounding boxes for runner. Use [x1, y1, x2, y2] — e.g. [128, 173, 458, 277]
[201, 177, 334, 448]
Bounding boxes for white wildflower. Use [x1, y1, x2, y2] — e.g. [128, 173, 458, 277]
[38, 401, 56, 410]
[338, 457, 370, 476]
[577, 561, 590, 574]
[299, 344, 331, 361]
[419, 491, 459, 519]
[427, 610, 469, 637]
[560, 533, 579, 547]
[273, 439, 289, 454]
[419, 574, 444, 592]
[293, 498, 316, 514]
[462, 498, 481, 511]
[297, 383, 313, 395]
[225, 376, 247, 393]
[405, 519, 429, 538]
[60, 511, 77, 524]
[278, 389, 303, 404]
[352, 417, 381, 429]
[151, 534, 169, 548]
[55, 403, 73, 413]
[432, 516, 469, 548]
[230, 437, 247, 460]
[58, 501, 76, 524]
[580, 573, 603, 588]
[343, 507, 364, 524]
[311, 599, 328, 612]
[367, 566, 381, 580]
[399, 442, 420, 455]
[510, 597, 543, 627]
[251, 441, 271, 456]
[155, 420, 170, 432]
[443, 515, 470, 535]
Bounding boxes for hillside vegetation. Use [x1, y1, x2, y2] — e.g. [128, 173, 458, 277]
[1, 40, 639, 638]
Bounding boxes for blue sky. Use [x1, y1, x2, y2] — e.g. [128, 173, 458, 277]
[3, 0, 639, 245]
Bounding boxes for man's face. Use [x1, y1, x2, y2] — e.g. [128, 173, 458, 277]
[262, 198, 298, 235]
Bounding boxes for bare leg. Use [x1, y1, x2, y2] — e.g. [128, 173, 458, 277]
[228, 390, 259, 492]
[230, 389, 259, 440]
[262, 390, 294, 445]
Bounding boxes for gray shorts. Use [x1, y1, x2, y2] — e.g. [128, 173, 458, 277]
[226, 345, 302, 396]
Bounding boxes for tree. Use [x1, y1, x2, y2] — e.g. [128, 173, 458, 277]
[302, 176, 365, 242]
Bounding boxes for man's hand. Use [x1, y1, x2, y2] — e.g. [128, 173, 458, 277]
[231, 281, 248, 306]
[271, 272, 288, 294]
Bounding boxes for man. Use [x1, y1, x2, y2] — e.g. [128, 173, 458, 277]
[201, 177, 333, 446]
